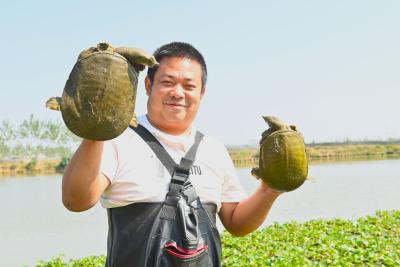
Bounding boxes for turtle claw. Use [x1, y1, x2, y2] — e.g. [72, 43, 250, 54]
[251, 167, 261, 180]
[133, 63, 146, 72]
[45, 97, 61, 111]
[129, 114, 138, 128]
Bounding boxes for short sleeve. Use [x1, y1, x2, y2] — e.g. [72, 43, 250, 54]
[100, 140, 118, 183]
[220, 147, 247, 203]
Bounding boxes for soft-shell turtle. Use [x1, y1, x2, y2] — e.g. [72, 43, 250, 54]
[45, 42, 158, 140]
[251, 116, 308, 192]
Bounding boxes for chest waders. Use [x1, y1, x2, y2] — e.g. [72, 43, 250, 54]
[105, 125, 222, 267]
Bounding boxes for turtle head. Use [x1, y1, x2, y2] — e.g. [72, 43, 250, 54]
[45, 97, 62, 111]
[260, 116, 293, 144]
[115, 46, 159, 70]
[262, 116, 291, 131]
[97, 42, 112, 51]
[77, 42, 115, 61]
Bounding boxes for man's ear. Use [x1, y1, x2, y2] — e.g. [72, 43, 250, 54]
[145, 76, 152, 96]
[200, 86, 206, 99]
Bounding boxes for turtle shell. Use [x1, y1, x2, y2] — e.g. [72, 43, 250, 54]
[61, 46, 138, 141]
[253, 116, 308, 192]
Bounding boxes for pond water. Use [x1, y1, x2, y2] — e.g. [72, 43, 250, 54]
[1, 159, 399, 266]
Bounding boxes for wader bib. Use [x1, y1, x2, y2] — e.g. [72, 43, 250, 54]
[105, 125, 222, 267]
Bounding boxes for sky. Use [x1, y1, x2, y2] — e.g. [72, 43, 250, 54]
[1, 0, 399, 146]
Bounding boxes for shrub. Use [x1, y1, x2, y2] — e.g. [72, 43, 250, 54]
[25, 158, 38, 172]
[56, 156, 71, 172]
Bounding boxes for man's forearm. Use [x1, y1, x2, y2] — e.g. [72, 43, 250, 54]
[222, 183, 281, 236]
[62, 140, 108, 211]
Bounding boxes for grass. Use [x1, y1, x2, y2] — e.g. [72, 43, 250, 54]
[306, 144, 400, 160]
[0, 158, 68, 176]
[36, 210, 400, 267]
[228, 143, 400, 167]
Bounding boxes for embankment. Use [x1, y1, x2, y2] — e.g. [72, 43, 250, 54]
[1, 143, 399, 176]
[228, 143, 400, 166]
[0, 158, 66, 176]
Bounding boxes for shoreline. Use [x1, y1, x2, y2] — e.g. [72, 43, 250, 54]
[1, 156, 399, 177]
[1, 143, 399, 176]
[0, 159, 64, 177]
[229, 143, 400, 166]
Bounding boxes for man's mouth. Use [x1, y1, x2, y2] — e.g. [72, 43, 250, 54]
[164, 102, 187, 107]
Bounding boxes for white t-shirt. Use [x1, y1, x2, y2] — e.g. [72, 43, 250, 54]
[100, 115, 247, 211]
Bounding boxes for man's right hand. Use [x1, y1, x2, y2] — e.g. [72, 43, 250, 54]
[62, 140, 110, 212]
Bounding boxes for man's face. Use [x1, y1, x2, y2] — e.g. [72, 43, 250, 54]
[145, 56, 205, 135]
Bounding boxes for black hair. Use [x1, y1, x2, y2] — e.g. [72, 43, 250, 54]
[147, 42, 207, 88]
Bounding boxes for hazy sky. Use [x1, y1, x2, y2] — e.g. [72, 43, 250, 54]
[1, 0, 399, 145]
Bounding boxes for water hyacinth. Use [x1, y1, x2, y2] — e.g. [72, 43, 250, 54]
[37, 210, 400, 266]
[222, 210, 400, 266]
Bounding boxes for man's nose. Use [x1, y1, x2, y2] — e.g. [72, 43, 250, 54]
[170, 84, 185, 98]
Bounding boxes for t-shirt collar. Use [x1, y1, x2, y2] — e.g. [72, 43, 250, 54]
[137, 114, 196, 152]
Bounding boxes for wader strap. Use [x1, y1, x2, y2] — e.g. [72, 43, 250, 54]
[168, 131, 203, 200]
[130, 124, 204, 207]
[130, 124, 203, 177]
[129, 124, 177, 176]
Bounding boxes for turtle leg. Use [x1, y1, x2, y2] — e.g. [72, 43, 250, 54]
[45, 97, 62, 111]
[129, 114, 138, 128]
[115, 47, 159, 68]
[251, 167, 261, 180]
[133, 63, 145, 72]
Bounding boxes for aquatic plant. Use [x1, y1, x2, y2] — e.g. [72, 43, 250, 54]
[36, 210, 400, 266]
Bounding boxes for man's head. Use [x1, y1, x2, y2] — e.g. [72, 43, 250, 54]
[147, 42, 207, 90]
[145, 42, 207, 135]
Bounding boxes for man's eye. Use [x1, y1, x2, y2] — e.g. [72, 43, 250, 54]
[186, 85, 196, 90]
[162, 81, 173, 86]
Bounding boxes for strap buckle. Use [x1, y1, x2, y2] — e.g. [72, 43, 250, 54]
[171, 167, 190, 185]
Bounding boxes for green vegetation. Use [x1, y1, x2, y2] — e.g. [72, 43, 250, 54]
[222, 210, 400, 266]
[0, 114, 79, 161]
[34, 255, 106, 267]
[0, 159, 63, 176]
[36, 210, 400, 266]
[0, 115, 78, 176]
[307, 143, 400, 161]
[1, 116, 399, 175]
[56, 156, 71, 173]
[228, 147, 259, 167]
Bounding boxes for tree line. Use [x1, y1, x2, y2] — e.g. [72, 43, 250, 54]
[0, 115, 81, 160]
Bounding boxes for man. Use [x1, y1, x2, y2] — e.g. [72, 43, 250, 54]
[62, 42, 281, 265]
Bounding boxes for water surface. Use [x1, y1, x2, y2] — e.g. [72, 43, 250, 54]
[1, 159, 399, 266]
[237, 159, 400, 225]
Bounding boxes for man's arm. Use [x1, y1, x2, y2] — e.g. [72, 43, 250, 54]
[62, 140, 110, 212]
[218, 182, 281, 237]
